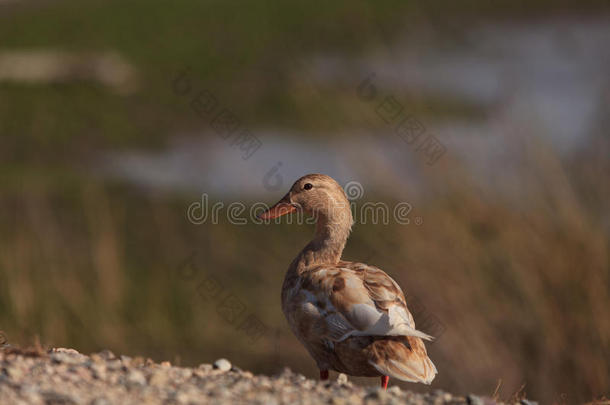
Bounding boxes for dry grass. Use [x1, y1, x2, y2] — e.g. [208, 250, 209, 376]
[0, 135, 608, 404]
[1, 336, 47, 358]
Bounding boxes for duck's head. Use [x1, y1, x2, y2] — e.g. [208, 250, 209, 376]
[259, 173, 353, 228]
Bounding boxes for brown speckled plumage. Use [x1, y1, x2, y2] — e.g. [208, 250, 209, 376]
[262, 174, 437, 385]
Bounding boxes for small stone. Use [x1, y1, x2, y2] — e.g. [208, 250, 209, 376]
[213, 358, 231, 372]
[19, 383, 39, 395]
[20, 386, 42, 404]
[41, 390, 75, 405]
[160, 361, 171, 368]
[467, 394, 484, 405]
[73, 366, 91, 381]
[347, 394, 361, 404]
[149, 370, 169, 386]
[5, 366, 24, 380]
[96, 350, 116, 360]
[175, 391, 190, 404]
[52, 348, 80, 355]
[50, 351, 86, 365]
[106, 373, 119, 384]
[366, 388, 388, 401]
[131, 357, 146, 367]
[336, 373, 348, 384]
[126, 369, 146, 386]
[521, 400, 538, 405]
[105, 359, 122, 371]
[90, 363, 106, 380]
[197, 364, 212, 372]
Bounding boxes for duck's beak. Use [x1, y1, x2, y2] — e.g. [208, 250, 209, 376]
[258, 193, 296, 219]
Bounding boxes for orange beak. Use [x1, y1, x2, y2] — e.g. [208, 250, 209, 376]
[258, 194, 297, 219]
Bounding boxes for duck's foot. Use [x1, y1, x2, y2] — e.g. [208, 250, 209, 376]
[320, 370, 329, 380]
[381, 375, 389, 390]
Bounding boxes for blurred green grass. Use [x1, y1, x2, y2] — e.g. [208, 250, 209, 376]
[2, 0, 609, 160]
[1, 0, 411, 158]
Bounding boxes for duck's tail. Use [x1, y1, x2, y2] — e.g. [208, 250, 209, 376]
[367, 336, 437, 384]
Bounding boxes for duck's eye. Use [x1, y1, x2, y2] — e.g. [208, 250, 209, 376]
[303, 183, 313, 190]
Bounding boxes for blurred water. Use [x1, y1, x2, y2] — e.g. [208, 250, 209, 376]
[355, 17, 609, 151]
[103, 17, 610, 199]
[103, 132, 423, 200]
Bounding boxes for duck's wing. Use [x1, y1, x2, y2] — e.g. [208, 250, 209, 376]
[304, 262, 433, 342]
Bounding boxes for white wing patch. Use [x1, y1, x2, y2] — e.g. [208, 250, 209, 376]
[295, 265, 434, 342]
[344, 303, 433, 341]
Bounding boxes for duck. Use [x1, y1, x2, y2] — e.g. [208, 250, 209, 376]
[259, 173, 437, 389]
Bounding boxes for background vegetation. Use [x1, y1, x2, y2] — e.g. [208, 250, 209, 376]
[1, 1, 609, 403]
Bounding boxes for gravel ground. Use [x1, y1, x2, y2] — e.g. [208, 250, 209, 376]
[0, 346, 529, 405]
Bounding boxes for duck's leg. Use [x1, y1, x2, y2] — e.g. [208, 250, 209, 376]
[381, 375, 389, 390]
[320, 370, 329, 380]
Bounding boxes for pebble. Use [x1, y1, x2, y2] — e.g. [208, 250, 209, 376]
[41, 390, 75, 404]
[96, 350, 116, 360]
[347, 394, 361, 404]
[126, 370, 146, 386]
[149, 370, 169, 386]
[89, 353, 103, 363]
[0, 346, 535, 405]
[52, 348, 80, 355]
[120, 355, 132, 366]
[467, 394, 484, 405]
[105, 359, 122, 371]
[90, 363, 107, 380]
[174, 391, 190, 404]
[50, 352, 84, 365]
[5, 365, 25, 380]
[213, 358, 232, 372]
[365, 388, 388, 402]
